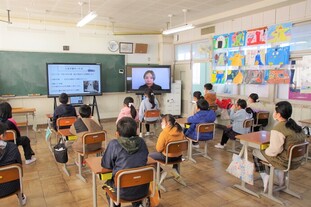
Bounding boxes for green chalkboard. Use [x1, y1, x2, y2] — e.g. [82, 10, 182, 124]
[0, 51, 125, 95]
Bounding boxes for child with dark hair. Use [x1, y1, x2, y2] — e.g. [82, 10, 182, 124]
[101, 117, 149, 207]
[247, 93, 267, 131]
[204, 83, 217, 106]
[0, 122, 27, 205]
[215, 99, 252, 149]
[53, 93, 77, 130]
[192, 91, 204, 115]
[185, 99, 216, 147]
[252, 101, 306, 192]
[0, 102, 36, 165]
[116, 97, 138, 124]
[138, 88, 160, 136]
[70, 104, 102, 153]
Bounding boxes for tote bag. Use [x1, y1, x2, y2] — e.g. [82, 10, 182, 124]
[226, 154, 254, 185]
[53, 138, 68, 163]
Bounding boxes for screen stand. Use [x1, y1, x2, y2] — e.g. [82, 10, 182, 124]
[91, 96, 101, 125]
[53, 97, 57, 110]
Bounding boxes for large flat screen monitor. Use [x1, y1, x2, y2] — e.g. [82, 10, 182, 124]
[47, 63, 102, 97]
[126, 65, 171, 94]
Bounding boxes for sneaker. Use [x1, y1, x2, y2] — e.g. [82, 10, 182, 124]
[192, 144, 200, 149]
[139, 133, 143, 137]
[275, 170, 285, 187]
[159, 171, 167, 184]
[214, 143, 225, 149]
[21, 194, 27, 206]
[145, 132, 150, 136]
[25, 157, 36, 165]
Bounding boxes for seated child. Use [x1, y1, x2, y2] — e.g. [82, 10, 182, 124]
[116, 97, 139, 124]
[204, 83, 217, 106]
[215, 99, 252, 149]
[53, 93, 77, 130]
[191, 91, 204, 115]
[101, 117, 149, 207]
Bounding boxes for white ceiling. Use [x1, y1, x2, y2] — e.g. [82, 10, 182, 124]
[0, 0, 305, 34]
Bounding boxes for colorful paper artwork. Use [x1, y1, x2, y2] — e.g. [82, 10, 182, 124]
[214, 52, 227, 66]
[300, 66, 311, 94]
[266, 46, 290, 66]
[213, 34, 229, 49]
[245, 49, 265, 66]
[264, 69, 290, 84]
[211, 70, 226, 84]
[246, 27, 267, 45]
[229, 31, 246, 47]
[267, 23, 292, 43]
[226, 70, 243, 84]
[244, 70, 264, 84]
[228, 51, 245, 66]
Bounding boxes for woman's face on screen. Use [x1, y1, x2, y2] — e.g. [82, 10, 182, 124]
[144, 73, 154, 87]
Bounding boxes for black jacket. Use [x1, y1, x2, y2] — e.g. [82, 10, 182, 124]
[53, 104, 77, 130]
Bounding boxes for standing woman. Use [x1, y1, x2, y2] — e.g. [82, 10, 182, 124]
[116, 97, 139, 124]
[138, 88, 160, 137]
[252, 101, 306, 192]
[0, 102, 36, 164]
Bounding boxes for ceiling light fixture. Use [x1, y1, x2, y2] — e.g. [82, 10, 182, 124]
[76, 0, 97, 27]
[162, 9, 194, 35]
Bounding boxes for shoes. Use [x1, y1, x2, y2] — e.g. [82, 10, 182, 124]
[159, 171, 167, 184]
[21, 194, 27, 206]
[139, 133, 143, 137]
[214, 143, 225, 149]
[145, 132, 150, 136]
[25, 157, 36, 165]
[275, 170, 285, 187]
[263, 173, 269, 193]
[192, 143, 200, 149]
[171, 168, 181, 179]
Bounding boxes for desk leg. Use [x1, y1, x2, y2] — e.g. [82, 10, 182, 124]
[92, 172, 97, 207]
[26, 114, 29, 137]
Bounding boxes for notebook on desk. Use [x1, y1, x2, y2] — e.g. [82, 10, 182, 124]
[70, 96, 83, 106]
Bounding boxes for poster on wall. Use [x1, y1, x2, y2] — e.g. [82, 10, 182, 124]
[264, 69, 290, 84]
[266, 46, 290, 66]
[213, 34, 229, 49]
[214, 52, 227, 66]
[244, 70, 264, 84]
[267, 22, 292, 44]
[300, 56, 311, 93]
[228, 51, 245, 66]
[289, 69, 311, 101]
[226, 70, 244, 84]
[211, 70, 226, 84]
[246, 27, 267, 45]
[245, 49, 265, 66]
[229, 31, 246, 47]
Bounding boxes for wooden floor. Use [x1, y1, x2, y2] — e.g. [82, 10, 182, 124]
[2, 120, 311, 207]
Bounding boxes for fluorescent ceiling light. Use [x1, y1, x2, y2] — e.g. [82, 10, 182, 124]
[162, 24, 194, 35]
[76, 11, 97, 27]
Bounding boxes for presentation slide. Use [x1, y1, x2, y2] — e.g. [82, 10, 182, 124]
[47, 63, 101, 97]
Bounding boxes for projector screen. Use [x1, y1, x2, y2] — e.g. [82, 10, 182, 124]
[47, 63, 102, 97]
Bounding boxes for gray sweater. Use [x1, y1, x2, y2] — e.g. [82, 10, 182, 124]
[230, 109, 252, 134]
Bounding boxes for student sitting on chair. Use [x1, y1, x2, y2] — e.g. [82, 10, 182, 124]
[185, 99, 216, 148]
[191, 91, 204, 115]
[101, 117, 149, 207]
[0, 102, 36, 165]
[252, 101, 306, 192]
[203, 83, 217, 106]
[138, 88, 160, 137]
[116, 97, 139, 124]
[247, 93, 268, 131]
[149, 114, 184, 180]
[0, 122, 26, 205]
[70, 105, 102, 164]
[53, 93, 77, 130]
[215, 99, 252, 149]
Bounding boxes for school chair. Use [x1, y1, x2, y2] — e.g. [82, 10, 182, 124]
[156, 139, 188, 192]
[140, 110, 161, 137]
[75, 130, 107, 182]
[252, 111, 269, 131]
[3, 130, 17, 144]
[186, 123, 215, 163]
[227, 118, 254, 154]
[103, 165, 156, 207]
[0, 164, 23, 207]
[261, 141, 309, 205]
[209, 105, 218, 112]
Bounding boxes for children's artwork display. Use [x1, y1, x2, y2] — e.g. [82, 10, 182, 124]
[214, 52, 227, 66]
[245, 49, 265, 66]
[264, 69, 290, 84]
[267, 23, 292, 43]
[266, 46, 290, 66]
[226, 70, 243, 84]
[211, 70, 226, 84]
[244, 70, 264, 84]
[213, 34, 229, 49]
[246, 27, 267, 45]
[229, 31, 246, 47]
[228, 51, 245, 66]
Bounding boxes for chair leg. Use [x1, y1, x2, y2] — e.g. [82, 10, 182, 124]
[17, 191, 23, 207]
[188, 140, 196, 163]
[76, 154, 86, 182]
[281, 172, 302, 199]
[109, 198, 114, 207]
[227, 140, 239, 154]
[203, 141, 212, 160]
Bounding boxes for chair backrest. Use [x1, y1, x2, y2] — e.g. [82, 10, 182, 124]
[0, 164, 23, 196]
[287, 141, 309, 171]
[165, 139, 189, 164]
[3, 130, 17, 144]
[82, 130, 107, 154]
[115, 166, 155, 203]
[196, 123, 215, 141]
[144, 110, 161, 118]
[56, 116, 77, 130]
[256, 111, 269, 123]
[243, 118, 254, 132]
[209, 105, 218, 111]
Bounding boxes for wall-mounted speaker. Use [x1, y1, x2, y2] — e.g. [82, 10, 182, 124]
[63, 45, 70, 51]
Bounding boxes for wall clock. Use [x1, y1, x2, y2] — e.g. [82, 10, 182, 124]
[108, 40, 119, 52]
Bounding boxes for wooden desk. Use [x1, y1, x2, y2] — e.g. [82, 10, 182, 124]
[176, 117, 187, 126]
[233, 131, 270, 197]
[86, 156, 157, 207]
[12, 107, 36, 137]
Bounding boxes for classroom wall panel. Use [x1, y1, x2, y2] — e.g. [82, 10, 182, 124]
[251, 13, 264, 28]
[241, 15, 252, 30]
[232, 18, 242, 32]
[276, 6, 290, 23]
[290, 1, 308, 21]
[263, 10, 276, 26]
[307, 0, 311, 16]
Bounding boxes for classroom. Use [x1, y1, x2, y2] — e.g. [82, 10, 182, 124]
[0, 0, 311, 206]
